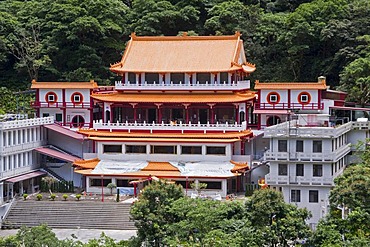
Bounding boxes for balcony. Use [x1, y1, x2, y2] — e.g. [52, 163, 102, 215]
[266, 174, 333, 186]
[114, 80, 250, 91]
[1, 141, 46, 155]
[264, 120, 353, 138]
[255, 102, 324, 110]
[0, 117, 54, 130]
[31, 101, 92, 108]
[92, 119, 248, 133]
[264, 143, 351, 162]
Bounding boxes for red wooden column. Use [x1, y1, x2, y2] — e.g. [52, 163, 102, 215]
[62, 89, 66, 126]
[241, 138, 245, 155]
[207, 103, 215, 124]
[155, 103, 162, 123]
[183, 104, 190, 123]
[110, 106, 113, 122]
[233, 103, 239, 124]
[130, 103, 137, 121]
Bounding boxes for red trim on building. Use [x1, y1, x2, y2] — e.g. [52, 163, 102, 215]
[71, 92, 84, 105]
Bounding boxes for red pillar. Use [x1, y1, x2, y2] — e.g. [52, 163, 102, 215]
[134, 183, 137, 197]
[210, 107, 214, 124]
[110, 106, 113, 122]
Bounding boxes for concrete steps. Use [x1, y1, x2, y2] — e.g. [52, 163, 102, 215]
[2, 200, 136, 230]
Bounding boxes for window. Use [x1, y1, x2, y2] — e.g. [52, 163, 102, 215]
[298, 92, 311, 104]
[55, 113, 63, 122]
[181, 146, 202, 155]
[199, 181, 222, 190]
[103, 145, 122, 153]
[313, 164, 323, 177]
[42, 113, 50, 117]
[45, 92, 57, 103]
[291, 190, 301, 202]
[206, 146, 226, 155]
[278, 164, 288, 176]
[116, 179, 130, 187]
[71, 92, 83, 104]
[278, 140, 287, 152]
[267, 92, 280, 104]
[90, 178, 111, 186]
[151, 145, 177, 154]
[296, 164, 304, 176]
[313, 140, 322, 153]
[309, 190, 319, 203]
[126, 145, 146, 154]
[296, 140, 304, 152]
[270, 94, 278, 102]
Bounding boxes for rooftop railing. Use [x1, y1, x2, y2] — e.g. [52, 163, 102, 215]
[31, 101, 92, 108]
[0, 117, 54, 130]
[115, 80, 250, 90]
[264, 120, 353, 138]
[92, 119, 248, 133]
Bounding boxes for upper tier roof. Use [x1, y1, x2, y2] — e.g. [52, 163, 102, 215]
[91, 91, 256, 103]
[110, 32, 256, 74]
[31, 80, 98, 89]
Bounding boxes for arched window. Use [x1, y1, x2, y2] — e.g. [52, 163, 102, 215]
[267, 115, 281, 126]
[71, 115, 85, 128]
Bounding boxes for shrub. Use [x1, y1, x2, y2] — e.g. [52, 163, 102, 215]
[62, 194, 68, 201]
[76, 194, 81, 201]
[23, 194, 28, 200]
[50, 194, 56, 201]
[36, 194, 42, 201]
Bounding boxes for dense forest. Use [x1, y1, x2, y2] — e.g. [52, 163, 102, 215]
[0, 0, 369, 101]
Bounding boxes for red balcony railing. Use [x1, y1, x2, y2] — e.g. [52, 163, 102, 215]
[31, 101, 92, 108]
[254, 102, 324, 110]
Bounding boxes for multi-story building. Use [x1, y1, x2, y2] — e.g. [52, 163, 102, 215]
[0, 117, 52, 206]
[31, 32, 258, 198]
[255, 78, 370, 227]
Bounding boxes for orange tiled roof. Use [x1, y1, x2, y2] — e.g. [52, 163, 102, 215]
[74, 169, 182, 177]
[254, 80, 327, 90]
[78, 129, 253, 139]
[91, 91, 256, 103]
[110, 32, 256, 74]
[230, 160, 249, 172]
[89, 137, 241, 143]
[31, 80, 98, 89]
[142, 162, 179, 172]
[73, 158, 100, 169]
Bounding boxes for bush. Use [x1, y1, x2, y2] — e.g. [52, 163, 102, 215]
[62, 194, 68, 201]
[23, 194, 28, 200]
[76, 194, 81, 201]
[36, 194, 42, 201]
[50, 194, 56, 201]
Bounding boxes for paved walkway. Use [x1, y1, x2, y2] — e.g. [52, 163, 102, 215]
[0, 228, 137, 243]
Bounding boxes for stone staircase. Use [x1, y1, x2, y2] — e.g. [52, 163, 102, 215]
[2, 200, 136, 230]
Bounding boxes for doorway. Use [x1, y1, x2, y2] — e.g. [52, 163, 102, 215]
[148, 108, 157, 123]
[199, 109, 208, 124]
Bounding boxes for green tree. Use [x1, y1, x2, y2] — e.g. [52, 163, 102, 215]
[130, 180, 184, 246]
[339, 55, 370, 107]
[164, 198, 247, 246]
[245, 188, 312, 246]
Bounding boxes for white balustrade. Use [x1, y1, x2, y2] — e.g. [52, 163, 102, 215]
[266, 174, 333, 186]
[114, 80, 250, 90]
[91, 119, 248, 133]
[264, 121, 352, 138]
[0, 117, 54, 130]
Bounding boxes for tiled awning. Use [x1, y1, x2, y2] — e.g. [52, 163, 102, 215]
[44, 124, 85, 140]
[6, 171, 46, 183]
[35, 147, 80, 163]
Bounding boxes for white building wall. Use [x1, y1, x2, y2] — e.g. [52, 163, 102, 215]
[290, 89, 318, 105]
[39, 89, 62, 103]
[65, 89, 91, 103]
[260, 90, 288, 105]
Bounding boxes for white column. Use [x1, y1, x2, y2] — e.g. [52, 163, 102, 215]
[10, 131, 14, 146]
[86, 177, 90, 193]
[0, 182, 4, 204]
[221, 179, 227, 198]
